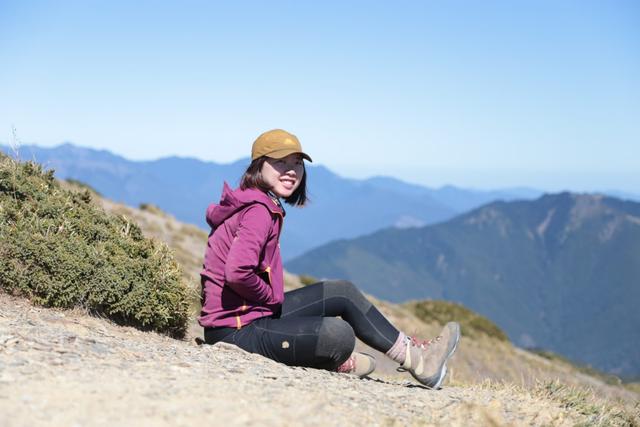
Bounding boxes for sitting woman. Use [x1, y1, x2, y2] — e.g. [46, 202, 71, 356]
[199, 129, 460, 388]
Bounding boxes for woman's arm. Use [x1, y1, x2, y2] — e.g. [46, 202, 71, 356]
[224, 204, 278, 305]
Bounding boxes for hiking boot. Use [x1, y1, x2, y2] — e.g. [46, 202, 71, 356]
[398, 322, 460, 389]
[336, 352, 376, 378]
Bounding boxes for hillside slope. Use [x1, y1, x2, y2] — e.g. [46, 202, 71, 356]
[287, 193, 640, 379]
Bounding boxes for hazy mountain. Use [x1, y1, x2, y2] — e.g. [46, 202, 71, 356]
[1, 143, 544, 259]
[286, 193, 640, 378]
[364, 176, 543, 212]
[603, 189, 640, 203]
[2, 142, 247, 230]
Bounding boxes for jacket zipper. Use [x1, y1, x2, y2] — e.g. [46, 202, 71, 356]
[236, 299, 248, 329]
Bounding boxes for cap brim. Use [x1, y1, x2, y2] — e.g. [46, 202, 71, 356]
[265, 148, 313, 162]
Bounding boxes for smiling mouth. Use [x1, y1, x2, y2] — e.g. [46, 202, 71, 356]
[280, 180, 295, 189]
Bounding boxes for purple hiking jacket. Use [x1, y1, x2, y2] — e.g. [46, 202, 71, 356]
[199, 182, 285, 329]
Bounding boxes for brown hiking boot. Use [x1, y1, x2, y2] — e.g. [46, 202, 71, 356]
[336, 352, 376, 378]
[398, 322, 460, 389]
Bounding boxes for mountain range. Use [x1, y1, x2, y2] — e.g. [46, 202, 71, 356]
[1, 143, 544, 259]
[286, 192, 640, 379]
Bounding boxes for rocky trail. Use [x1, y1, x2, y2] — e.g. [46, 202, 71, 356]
[2, 294, 636, 426]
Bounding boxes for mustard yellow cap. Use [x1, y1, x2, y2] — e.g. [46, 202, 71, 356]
[251, 129, 312, 162]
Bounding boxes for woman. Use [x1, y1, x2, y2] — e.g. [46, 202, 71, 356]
[199, 129, 460, 388]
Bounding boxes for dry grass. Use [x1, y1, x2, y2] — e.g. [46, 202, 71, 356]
[535, 380, 640, 426]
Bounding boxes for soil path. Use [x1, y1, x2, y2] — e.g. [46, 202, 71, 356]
[0, 294, 610, 426]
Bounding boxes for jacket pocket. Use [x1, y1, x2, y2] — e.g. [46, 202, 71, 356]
[258, 265, 272, 285]
[220, 285, 245, 310]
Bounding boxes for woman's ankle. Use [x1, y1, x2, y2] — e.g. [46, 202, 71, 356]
[385, 331, 407, 364]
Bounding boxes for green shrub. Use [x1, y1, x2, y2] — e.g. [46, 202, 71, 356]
[65, 178, 100, 195]
[405, 299, 510, 342]
[139, 203, 165, 216]
[299, 274, 319, 286]
[0, 153, 189, 337]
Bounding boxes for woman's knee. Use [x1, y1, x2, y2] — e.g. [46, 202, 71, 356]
[316, 317, 355, 367]
[324, 279, 356, 293]
[323, 279, 371, 312]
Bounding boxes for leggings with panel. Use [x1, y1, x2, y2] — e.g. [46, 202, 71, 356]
[204, 280, 401, 370]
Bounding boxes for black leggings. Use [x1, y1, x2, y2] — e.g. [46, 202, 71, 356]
[204, 280, 400, 370]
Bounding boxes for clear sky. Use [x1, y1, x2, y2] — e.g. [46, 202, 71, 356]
[1, 1, 638, 192]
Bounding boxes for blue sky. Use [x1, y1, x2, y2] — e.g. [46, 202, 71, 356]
[1, 1, 638, 192]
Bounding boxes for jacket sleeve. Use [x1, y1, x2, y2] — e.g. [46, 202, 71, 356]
[224, 204, 277, 305]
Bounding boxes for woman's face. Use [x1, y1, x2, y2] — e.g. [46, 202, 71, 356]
[261, 153, 304, 198]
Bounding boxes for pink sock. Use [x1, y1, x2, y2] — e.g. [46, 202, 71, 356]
[385, 331, 407, 364]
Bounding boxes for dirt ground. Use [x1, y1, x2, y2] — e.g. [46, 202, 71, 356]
[3, 294, 637, 427]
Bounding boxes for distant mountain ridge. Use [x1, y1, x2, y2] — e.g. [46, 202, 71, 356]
[1, 143, 543, 259]
[286, 192, 640, 379]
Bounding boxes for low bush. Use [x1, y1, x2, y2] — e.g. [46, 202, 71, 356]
[65, 178, 100, 195]
[139, 203, 165, 216]
[0, 153, 189, 337]
[299, 274, 319, 286]
[405, 299, 509, 342]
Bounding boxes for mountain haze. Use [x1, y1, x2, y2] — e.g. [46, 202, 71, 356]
[1, 143, 541, 259]
[287, 193, 640, 379]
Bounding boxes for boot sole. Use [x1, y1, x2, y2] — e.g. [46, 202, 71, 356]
[430, 322, 460, 389]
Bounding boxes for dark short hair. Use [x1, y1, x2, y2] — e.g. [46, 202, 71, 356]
[239, 157, 308, 207]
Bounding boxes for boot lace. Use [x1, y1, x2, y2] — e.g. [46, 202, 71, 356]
[336, 355, 356, 373]
[396, 335, 442, 373]
[409, 335, 442, 350]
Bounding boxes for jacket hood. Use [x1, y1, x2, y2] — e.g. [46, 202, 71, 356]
[206, 182, 284, 228]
